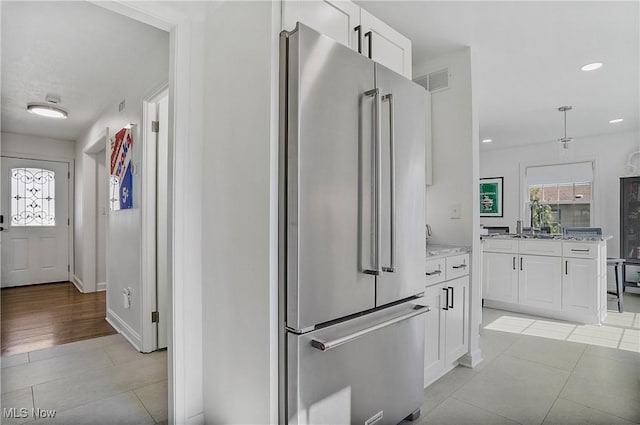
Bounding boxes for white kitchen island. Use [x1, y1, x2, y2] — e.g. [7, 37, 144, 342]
[482, 236, 608, 325]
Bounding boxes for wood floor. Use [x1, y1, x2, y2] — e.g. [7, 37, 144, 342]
[1, 282, 116, 356]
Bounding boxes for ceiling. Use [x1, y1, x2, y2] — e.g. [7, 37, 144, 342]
[357, 1, 639, 150]
[1, 1, 169, 141]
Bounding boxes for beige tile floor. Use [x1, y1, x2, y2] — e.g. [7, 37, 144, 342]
[413, 293, 640, 425]
[1, 295, 638, 425]
[1, 334, 167, 425]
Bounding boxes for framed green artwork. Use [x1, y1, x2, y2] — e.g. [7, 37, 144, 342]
[480, 177, 503, 217]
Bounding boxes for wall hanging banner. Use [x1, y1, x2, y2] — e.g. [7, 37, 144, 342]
[109, 126, 134, 210]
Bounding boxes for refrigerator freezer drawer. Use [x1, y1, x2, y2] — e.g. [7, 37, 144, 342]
[287, 302, 426, 425]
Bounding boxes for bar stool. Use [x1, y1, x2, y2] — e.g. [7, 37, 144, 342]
[607, 258, 625, 313]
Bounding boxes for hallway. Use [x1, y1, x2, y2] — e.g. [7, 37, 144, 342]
[1, 282, 116, 356]
[1, 334, 167, 424]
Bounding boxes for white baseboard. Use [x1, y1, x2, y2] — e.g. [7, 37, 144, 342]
[96, 281, 107, 292]
[106, 308, 142, 351]
[459, 348, 483, 368]
[72, 274, 84, 292]
[186, 413, 205, 425]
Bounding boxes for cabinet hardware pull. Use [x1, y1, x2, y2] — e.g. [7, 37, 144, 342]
[448, 286, 454, 309]
[425, 269, 442, 276]
[364, 31, 372, 59]
[354, 25, 362, 54]
[565, 260, 568, 275]
[570, 248, 590, 252]
[452, 263, 467, 269]
[520, 257, 523, 271]
[512, 256, 516, 270]
[442, 288, 449, 310]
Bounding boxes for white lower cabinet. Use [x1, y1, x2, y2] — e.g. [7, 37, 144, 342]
[444, 277, 469, 363]
[482, 252, 518, 303]
[423, 274, 469, 386]
[518, 255, 562, 310]
[562, 258, 597, 315]
[423, 284, 445, 383]
[482, 238, 606, 324]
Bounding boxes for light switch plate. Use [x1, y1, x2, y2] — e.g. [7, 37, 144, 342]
[450, 203, 461, 219]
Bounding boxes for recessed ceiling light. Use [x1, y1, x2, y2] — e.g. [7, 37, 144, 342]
[609, 118, 624, 124]
[581, 62, 603, 71]
[27, 102, 68, 119]
[482, 139, 493, 143]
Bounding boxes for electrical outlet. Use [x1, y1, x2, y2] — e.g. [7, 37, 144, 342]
[123, 287, 131, 309]
[118, 99, 126, 112]
[450, 203, 461, 219]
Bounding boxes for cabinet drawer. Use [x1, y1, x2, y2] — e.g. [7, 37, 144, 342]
[425, 258, 446, 286]
[519, 240, 562, 256]
[563, 242, 598, 259]
[446, 254, 470, 280]
[483, 238, 518, 253]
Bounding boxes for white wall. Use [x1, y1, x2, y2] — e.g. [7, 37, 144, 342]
[96, 151, 107, 288]
[1, 132, 75, 160]
[413, 47, 483, 367]
[73, 29, 169, 348]
[201, 2, 280, 423]
[480, 131, 640, 258]
[414, 49, 475, 246]
[1, 132, 76, 284]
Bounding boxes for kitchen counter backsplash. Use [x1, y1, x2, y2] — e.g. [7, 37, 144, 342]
[426, 244, 471, 259]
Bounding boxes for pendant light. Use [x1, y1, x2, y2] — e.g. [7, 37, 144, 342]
[557, 106, 573, 149]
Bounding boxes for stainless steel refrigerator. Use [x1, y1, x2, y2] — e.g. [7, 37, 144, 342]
[279, 23, 428, 425]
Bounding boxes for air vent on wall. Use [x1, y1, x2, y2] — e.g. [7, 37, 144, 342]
[415, 68, 449, 92]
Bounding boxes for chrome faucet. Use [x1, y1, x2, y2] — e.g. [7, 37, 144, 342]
[530, 200, 540, 234]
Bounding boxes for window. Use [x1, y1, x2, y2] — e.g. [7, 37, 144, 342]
[11, 168, 56, 226]
[523, 162, 594, 232]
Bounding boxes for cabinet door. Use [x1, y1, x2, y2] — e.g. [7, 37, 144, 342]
[482, 252, 518, 303]
[518, 255, 562, 310]
[422, 284, 445, 386]
[445, 276, 469, 363]
[360, 8, 412, 78]
[563, 258, 597, 315]
[282, 0, 361, 50]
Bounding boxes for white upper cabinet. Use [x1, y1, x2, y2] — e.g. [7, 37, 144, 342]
[282, 0, 413, 79]
[359, 8, 412, 78]
[282, 1, 360, 49]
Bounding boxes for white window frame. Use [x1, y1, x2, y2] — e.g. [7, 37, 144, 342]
[519, 159, 597, 230]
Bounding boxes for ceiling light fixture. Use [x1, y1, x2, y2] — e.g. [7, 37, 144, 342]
[609, 118, 624, 124]
[482, 139, 493, 143]
[557, 106, 573, 150]
[27, 95, 68, 119]
[581, 62, 603, 71]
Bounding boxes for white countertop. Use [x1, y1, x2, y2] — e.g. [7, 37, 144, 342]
[426, 244, 471, 259]
[481, 234, 612, 243]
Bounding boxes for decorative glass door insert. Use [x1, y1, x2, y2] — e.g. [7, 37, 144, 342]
[10, 167, 56, 226]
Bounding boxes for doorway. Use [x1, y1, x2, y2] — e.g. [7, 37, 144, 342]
[1, 157, 71, 287]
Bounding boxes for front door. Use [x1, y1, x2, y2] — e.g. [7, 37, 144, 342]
[1, 157, 70, 287]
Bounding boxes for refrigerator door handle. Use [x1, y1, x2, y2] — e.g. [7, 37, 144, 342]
[364, 87, 382, 276]
[382, 93, 396, 273]
[310, 305, 430, 352]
